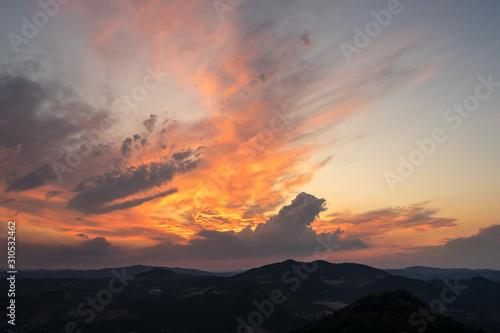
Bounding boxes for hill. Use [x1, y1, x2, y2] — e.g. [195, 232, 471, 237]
[293, 290, 484, 333]
[1, 265, 239, 279]
[385, 266, 500, 281]
[1, 260, 499, 332]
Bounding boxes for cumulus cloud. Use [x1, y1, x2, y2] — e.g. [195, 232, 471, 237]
[66, 150, 200, 214]
[134, 192, 369, 261]
[17, 192, 369, 269]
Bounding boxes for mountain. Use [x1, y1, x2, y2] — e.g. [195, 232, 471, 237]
[1, 260, 499, 332]
[385, 266, 500, 281]
[237, 259, 390, 280]
[292, 290, 484, 333]
[1, 265, 240, 279]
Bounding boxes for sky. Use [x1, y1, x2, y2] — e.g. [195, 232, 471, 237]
[0, 0, 499, 271]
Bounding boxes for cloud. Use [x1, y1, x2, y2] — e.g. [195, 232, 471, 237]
[0, 144, 21, 164]
[0, 198, 15, 205]
[0, 64, 117, 194]
[135, 192, 369, 261]
[361, 224, 500, 270]
[17, 193, 365, 269]
[0, 72, 81, 162]
[45, 190, 62, 199]
[442, 224, 500, 256]
[66, 151, 200, 214]
[120, 134, 149, 155]
[0, 1, 445, 270]
[143, 114, 157, 132]
[5, 164, 58, 192]
[300, 30, 314, 47]
[81, 236, 119, 253]
[120, 137, 133, 155]
[19, 193, 367, 269]
[96, 188, 177, 214]
[315, 202, 457, 238]
[18, 236, 122, 269]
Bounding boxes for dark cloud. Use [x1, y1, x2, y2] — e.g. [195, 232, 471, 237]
[18, 236, 122, 268]
[120, 137, 133, 155]
[5, 164, 58, 192]
[0, 73, 80, 161]
[97, 188, 177, 214]
[442, 224, 500, 256]
[300, 30, 314, 47]
[143, 114, 157, 132]
[172, 149, 199, 161]
[0, 198, 15, 204]
[0, 66, 118, 193]
[120, 134, 148, 154]
[14, 208, 26, 216]
[66, 151, 200, 214]
[45, 190, 62, 199]
[81, 236, 118, 253]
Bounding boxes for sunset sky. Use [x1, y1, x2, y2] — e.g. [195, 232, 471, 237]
[0, 0, 499, 271]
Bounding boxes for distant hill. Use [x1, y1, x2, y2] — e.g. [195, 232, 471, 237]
[385, 266, 500, 281]
[1, 265, 241, 279]
[293, 290, 484, 333]
[235, 259, 390, 280]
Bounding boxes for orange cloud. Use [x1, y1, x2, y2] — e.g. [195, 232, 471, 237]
[1, 0, 439, 259]
[313, 201, 458, 239]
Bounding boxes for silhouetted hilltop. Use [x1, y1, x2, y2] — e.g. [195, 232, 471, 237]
[293, 290, 483, 333]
